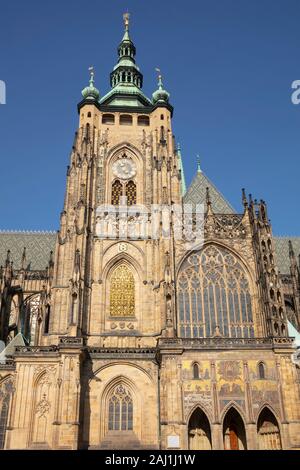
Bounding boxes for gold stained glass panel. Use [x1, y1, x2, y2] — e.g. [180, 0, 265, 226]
[110, 264, 135, 317]
[126, 180, 136, 205]
[112, 180, 123, 205]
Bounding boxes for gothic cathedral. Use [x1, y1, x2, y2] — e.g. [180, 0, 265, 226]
[0, 15, 300, 450]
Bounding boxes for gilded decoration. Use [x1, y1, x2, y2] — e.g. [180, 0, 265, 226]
[110, 264, 135, 317]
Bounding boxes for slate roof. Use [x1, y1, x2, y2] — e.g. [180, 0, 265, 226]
[273, 237, 300, 275]
[0, 231, 56, 271]
[183, 170, 235, 214]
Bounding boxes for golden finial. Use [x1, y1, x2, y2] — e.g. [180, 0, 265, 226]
[88, 66, 95, 85]
[155, 67, 162, 80]
[123, 12, 130, 29]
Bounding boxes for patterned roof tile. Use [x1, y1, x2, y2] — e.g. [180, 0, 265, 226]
[184, 170, 236, 214]
[273, 237, 300, 275]
[0, 231, 56, 270]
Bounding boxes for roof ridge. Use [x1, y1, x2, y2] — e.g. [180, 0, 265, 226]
[0, 230, 56, 234]
[273, 235, 300, 239]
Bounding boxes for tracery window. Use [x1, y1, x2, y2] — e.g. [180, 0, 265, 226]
[111, 180, 136, 206]
[178, 245, 254, 338]
[108, 384, 133, 431]
[22, 294, 41, 345]
[110, 264, 135, 317]
[126, 181, 137, 205]
[111, 180, 123, 205]
[0, 379, 14, 449]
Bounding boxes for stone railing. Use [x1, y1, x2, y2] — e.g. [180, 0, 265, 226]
[12, 269, 48, 281]
[15, 345, 59, 354]
[158, 336, 295, 350]
[88, 347, 157, 359]
[0, 358, 15, 370]
[272, 337, 295, 346]
[59, 336, 84, 347]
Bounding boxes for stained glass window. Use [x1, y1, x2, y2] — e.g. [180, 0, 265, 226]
[125, 181, 137, 206]
[110, 264, 135, 317]
[178, 245, 254, 338]
[111, 180, 123, 205]
[108, 385, 133, 431]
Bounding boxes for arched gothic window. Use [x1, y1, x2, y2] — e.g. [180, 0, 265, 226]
[0, 379, 14, 449]
[258, 362, 265, 379]
[108, 384, 133, 431]
[7, 296, 19, 343]
[193, 363, 200, 379]
[125, 181, 137, 206]
[111, 180, 123, 205]
[22, 294, 42, 345]
[44, 305, 51, 334]
[111, 180, 136, 206]
[110, 264, 135, 317]
[178, 245, 254, 338]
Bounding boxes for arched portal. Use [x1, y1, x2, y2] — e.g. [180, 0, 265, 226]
[257, 408, 282, 450]
[223, 407, 247, 450]
[188, 408, 212, 450]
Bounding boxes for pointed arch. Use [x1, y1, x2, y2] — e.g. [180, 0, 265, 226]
[109, 263, 135, 317]
[0, 377, 14, 450]
[192, 363, 200, 379]
[125, 180, 137, 205]
[105, 143, 144, 206]
[29, 369, 54, 446]
[101, 375, 140, 439]
[257, 406, 282, 450]
[223, 406, 247, 450]
[101, 253, 145, 329]
[111, 179, 123, 205]
[188, 407, 212, 450]
[177, 243, 255, 338]
[258, 361, 266, 379]
[21, 293, 42, 345]
[108, 384, 133, 431]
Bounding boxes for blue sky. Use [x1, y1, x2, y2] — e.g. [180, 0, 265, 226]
[0, 0, 299, 234]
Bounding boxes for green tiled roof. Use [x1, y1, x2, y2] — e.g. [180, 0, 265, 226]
[184, 170, 235, 214]
[273, 237, 300, 275]
[0, 231, 56, 271]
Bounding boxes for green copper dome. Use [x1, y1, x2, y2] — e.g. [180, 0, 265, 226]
[81, 67, 100, 101]
[152, 73, 170, 104]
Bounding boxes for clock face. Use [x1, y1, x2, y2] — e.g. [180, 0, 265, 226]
[112, 158, 136, 180]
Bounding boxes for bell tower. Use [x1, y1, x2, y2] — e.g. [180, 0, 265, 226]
[44, 13, 183, 347]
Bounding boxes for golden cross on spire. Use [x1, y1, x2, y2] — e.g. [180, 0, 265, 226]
[123, 12, 130, 29]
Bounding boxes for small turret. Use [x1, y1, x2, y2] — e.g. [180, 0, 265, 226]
[81, 66, 100, 102]
[152, 69, 170, 104]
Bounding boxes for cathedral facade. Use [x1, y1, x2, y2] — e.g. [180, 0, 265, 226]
[0, 16, 300, 450]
